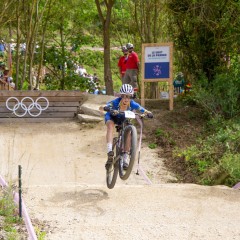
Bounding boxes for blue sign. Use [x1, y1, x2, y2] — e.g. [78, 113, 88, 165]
[145, 62, 169, 79]
[144, 46, 170, 79]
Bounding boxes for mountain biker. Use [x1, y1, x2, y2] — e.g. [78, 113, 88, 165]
[118, 46, 128, 82]
[103, 84, 153, 170]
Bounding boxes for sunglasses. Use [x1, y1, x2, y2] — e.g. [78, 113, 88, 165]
[121, 94, 131, 99]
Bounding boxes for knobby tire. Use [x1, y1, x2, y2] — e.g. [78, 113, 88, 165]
[106, 137, 119, 189]
[119, 125, 137, 180]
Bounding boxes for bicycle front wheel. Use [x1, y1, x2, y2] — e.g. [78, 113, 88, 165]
[119, 125, 137, 180]
[106, 137, 119, 189]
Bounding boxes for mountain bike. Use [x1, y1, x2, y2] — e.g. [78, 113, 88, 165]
[105, 109, 151, 189]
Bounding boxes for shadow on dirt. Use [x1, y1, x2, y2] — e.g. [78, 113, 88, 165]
[49, 189, 109, 216]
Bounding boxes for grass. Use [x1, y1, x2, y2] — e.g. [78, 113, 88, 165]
[0, 185, 27, 239]
[0, 185, 47, 239]
[148, 143, 157, 149]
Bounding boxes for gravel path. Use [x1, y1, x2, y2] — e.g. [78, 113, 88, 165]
[0, 120, 239, 240]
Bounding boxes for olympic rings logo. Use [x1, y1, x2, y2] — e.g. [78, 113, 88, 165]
[6, 97, 49, 117]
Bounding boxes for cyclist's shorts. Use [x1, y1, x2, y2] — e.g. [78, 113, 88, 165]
[105, 112, 125, 125]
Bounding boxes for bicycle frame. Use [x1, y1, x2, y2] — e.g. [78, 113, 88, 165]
[106, 109, 151, 188]
[113, 118, 133, 163]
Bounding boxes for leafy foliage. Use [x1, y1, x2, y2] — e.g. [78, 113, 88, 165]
[191, 58, 240, 118]
[78, 49, 104, 68]
[0, 186, 24, 239]
[166, 0, 240, 82]
[175, 119, 240, 186]
[148, 143, 157, 149]
[0, 0, 240, 190]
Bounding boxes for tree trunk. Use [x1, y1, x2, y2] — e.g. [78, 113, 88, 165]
[60, 21, 65, 90]
[95, 0, 114, 95]
[134, 0, 165, 99]
[15, 0, 21, 90]
[21, 0, 34, 89]
[8, 24, 13, 75]
[37, 0, 53, 89]
[103, 23, 113, 95]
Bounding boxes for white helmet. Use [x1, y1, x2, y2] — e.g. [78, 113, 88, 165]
[122, 46, 128, 52]
[126, 43, 134, 49]
[120, 84, 134, 96]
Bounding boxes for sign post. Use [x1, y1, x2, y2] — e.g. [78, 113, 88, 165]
[141, 43, 173, 110]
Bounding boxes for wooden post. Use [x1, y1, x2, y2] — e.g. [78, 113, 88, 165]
[169, 43, 174, 110]
[141, 58, 145, 107]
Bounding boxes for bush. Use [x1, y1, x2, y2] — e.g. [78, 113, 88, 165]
[175, 119, 240, 186]
[220, 153, 240, 186]
[0, 186, 25, 239]
[193, 59, 240, 119]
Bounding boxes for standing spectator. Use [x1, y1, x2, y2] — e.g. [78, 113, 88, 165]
[0, 63, 5, 77]
[118, 46, 128, 82]
[0, 68, 10, 90]
[123, 43, 140, 93]
[10, 39, 16, 53]
[79, 65, 87, 77]
[92, 73, 100, 91]
[93, 73, 99, 85]
[74, 64, 81, 75]
[9, 77, 15, 90]
[2, 68, 10, 83]
[173, 72, 185, 94]
[0, 40, 5, 55]
[94, 87, 103, 95]
[20, 43, 26, 55]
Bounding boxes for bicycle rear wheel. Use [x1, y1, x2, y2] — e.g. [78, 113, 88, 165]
[119, 125, 137, 180]
[106, 137, 119, 189]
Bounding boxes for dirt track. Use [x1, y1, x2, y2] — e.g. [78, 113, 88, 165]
[0, 118, 240, 239]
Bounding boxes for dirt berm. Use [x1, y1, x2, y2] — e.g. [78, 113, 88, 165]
[0, 94, 239, 240]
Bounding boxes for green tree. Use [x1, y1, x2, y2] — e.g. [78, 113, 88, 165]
[95, 0, 115, 95]
[42, 0, 99, 90]
[166, 0, 240, 82]
[9, 0, 55, 89]
[0, 0, 15, 27]
[131, 0, 168, 98]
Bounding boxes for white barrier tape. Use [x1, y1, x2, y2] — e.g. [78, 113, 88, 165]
[135, 115, 152, 185]
[233, 182, 240, 189]
[136, 165, 152, 185]
[0, 175, 8, 187]
[136, 115, 143, 152]
[0, 174, 37, 240]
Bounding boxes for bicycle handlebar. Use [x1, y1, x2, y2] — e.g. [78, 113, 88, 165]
[103, 106, 153, 119]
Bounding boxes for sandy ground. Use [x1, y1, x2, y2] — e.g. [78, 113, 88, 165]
[0, 120, 240, 240]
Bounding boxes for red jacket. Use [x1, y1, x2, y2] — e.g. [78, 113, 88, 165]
[125, 51, 139, 70]
[118, 56, 128, 77]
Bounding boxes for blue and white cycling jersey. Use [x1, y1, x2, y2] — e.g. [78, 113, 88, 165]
[104, 97, 146, 123]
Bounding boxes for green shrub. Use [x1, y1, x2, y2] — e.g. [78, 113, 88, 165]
[0, 186, 24, 239]
[155, 128, 176, 147]
[0, 187, 17, 219]
[193, 62, 240, 119]
[220, 153, 240, 185]
[155, 128, 165, 137]
[148, 143, 157, 149]
[175, 119, 240, 186]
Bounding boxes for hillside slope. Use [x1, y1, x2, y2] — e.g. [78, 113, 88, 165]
[143, 99, 207, 183]
[0, 95, 239, 239]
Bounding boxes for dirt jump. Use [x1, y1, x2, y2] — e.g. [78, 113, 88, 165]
[0, 94, 239, 240]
